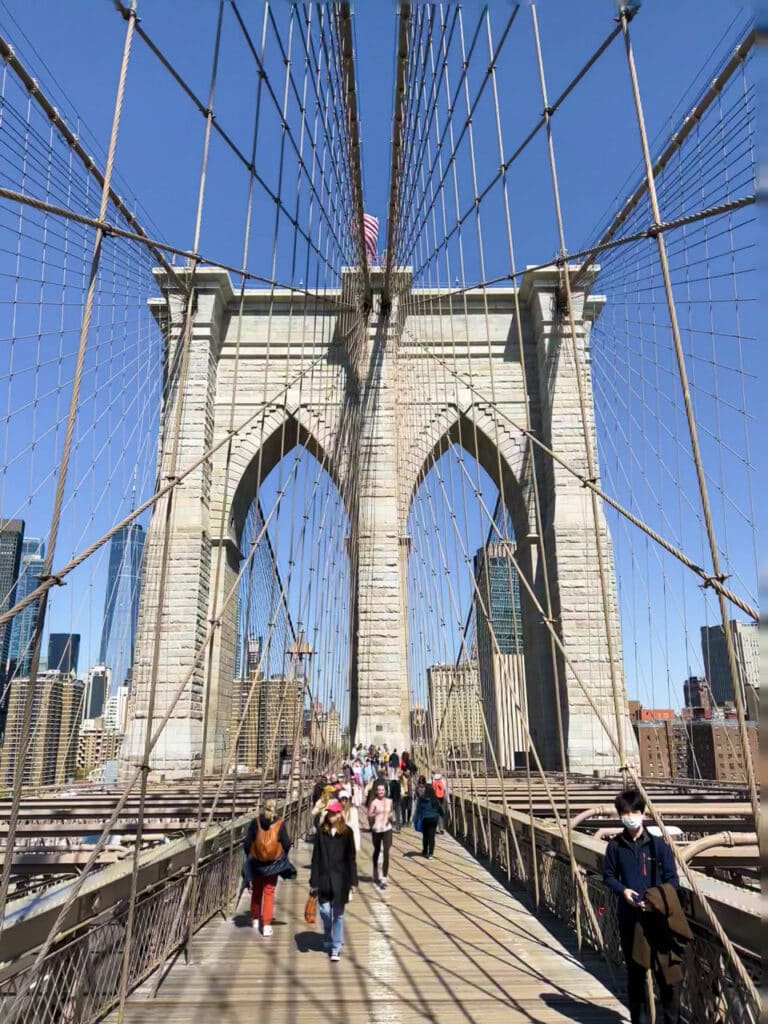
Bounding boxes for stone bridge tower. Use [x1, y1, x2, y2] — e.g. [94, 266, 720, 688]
[120, 265, 637, 779]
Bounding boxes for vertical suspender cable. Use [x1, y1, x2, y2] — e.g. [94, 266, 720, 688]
[0, 0, 138, 940]
[617, 5, 758, 824]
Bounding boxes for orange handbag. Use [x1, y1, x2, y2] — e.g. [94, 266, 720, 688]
[304, 893, 317, 924]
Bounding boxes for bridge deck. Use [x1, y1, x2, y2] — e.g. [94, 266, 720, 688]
[113, 822, 629, 1023]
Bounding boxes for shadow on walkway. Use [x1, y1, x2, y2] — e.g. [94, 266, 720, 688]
[540, 992, 625, 1022]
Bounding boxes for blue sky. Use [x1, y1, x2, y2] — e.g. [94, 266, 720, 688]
[0, 1, 759, 719]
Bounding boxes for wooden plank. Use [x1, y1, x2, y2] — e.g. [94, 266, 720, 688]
[109, 817, 629, 1023]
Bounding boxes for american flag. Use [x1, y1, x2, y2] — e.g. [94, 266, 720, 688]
[363, 212, 379, 265]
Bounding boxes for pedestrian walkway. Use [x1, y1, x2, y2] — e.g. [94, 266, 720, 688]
[114, 822, 629, 1023]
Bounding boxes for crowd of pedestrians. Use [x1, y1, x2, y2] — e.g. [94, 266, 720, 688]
[240, 748, 458, 964]
[242, 763, 685, 1023]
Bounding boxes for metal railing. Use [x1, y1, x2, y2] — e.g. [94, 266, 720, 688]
[449, 795, 761, 1024]
[0, 796, 307, 1023]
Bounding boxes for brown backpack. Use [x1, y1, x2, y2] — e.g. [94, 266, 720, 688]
[249, 818, 283, 861]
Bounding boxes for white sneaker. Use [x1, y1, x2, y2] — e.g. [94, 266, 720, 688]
[251, 918, 260, 929]
[262, 925, 273, 937]
[330, 950, 341, 962]
[380, 876, 388, 889]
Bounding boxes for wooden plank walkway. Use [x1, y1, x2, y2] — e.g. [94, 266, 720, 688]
[113, 820, 630, 1023]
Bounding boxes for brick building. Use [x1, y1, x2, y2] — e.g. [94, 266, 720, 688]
[688, 720, 758, 782]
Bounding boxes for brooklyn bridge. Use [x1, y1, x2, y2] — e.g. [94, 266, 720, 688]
[0, 2, 758, 1022]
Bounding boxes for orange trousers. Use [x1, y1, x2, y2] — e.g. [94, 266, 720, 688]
[250, 876, 277, 925]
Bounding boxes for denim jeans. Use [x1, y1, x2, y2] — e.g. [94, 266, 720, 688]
[319, 900, 345, 953]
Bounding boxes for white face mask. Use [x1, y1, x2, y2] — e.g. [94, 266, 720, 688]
[621, 813, 643, 832]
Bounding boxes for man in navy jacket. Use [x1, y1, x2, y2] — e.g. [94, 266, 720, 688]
[603, 788, 681, 1024]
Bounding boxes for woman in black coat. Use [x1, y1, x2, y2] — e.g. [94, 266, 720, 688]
[243, 799, 292, 936]
[309, 799, 357, 961]
[414, 783, 444, 859]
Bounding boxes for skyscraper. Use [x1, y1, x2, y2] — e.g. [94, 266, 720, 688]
[0, 519, 24, 669]
[231, 635, 263, 769]
[257, 674, 304, 772]
[0, 671, 83, 786]
[47, 634, 81, 675]
[100, 523, 145, 694]
[83, 664, 111, 720]
[474, 542, 528, 770]
[683, 676, 712, 720]
[308, 699, 342, 754]
[48, 633, 80, 675]
[104, 683, 129, 733]
[700, 620, 759, 706]
[0, 519, 24, 739]
[427, 662, 484, 758]
[7, 537, 45, 677]
[409, 705, 428, 746]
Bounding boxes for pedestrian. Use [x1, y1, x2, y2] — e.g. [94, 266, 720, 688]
[388, 748, 399, 780]
[351, 758, 364, 806]
[432, 772, 447, 833]
[243, 799, 292, 937]
[603, 788, 684, 1024]
[367, 780, 394, 888]
[338, 786, 361, 855]
[389, 772, 402, 831]
[309, 798, 358, 962]
[399, 770, 412, 826]
[312, 774, 328, 805]
[312, 778, 338, 828]
[414, 781, 444, 859]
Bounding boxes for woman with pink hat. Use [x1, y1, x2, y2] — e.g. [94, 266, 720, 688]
[309, 799, 358, 961]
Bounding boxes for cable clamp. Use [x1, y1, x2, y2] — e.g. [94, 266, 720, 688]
[543, 105, 554, 117]
[701, 572, 729, 590]
[164, 474, 181, 484]
[209, 618, 221, 628]
[580, 476, 598, 488]
[38, 573, 65, 587]
[645, 223, 661, 238]
[615, 4, 641, 24]
[542, 616, 559, 626]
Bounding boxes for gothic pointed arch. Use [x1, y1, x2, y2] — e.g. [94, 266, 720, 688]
[405, 404, 533, 543]
[221, 404, 348, 550]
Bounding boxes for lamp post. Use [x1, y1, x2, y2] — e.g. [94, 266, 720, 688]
[286, 628, 313, 798]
